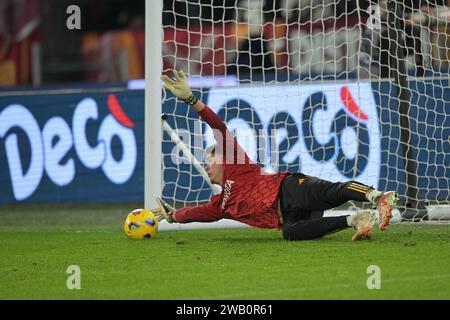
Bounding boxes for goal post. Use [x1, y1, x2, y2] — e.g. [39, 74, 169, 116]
[144, 0, 163, 211]
[147, 0, 450, 227]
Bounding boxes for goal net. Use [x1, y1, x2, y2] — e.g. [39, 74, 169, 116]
[151, 0, 450, 226]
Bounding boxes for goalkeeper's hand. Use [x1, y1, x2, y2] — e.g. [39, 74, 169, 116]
[151, 197, 176, 223]
[161, 70, 198, 105]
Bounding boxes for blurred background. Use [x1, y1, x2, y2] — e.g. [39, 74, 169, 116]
[0, 0, 144, 87]
[1, 0, 449, 88]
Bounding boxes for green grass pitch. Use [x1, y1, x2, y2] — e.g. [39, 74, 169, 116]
[1, 204, 450, 300]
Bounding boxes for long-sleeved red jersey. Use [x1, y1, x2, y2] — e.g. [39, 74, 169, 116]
[174, 105, 289, 230]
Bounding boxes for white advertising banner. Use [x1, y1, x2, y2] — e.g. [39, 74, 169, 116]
[205, 82, 380, 188]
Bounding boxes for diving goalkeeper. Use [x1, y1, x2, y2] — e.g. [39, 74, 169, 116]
[155, 70, 398, 241]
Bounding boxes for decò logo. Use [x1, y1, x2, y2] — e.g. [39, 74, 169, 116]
[208, 85, 372, 177]
[66, 5, 81, 30]
[204, 83, 380, 188]
[0, 95, 138, 201]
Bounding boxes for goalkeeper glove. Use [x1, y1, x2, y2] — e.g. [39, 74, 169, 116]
[151, 197, 176, 223]
[160, 69, 198, 105]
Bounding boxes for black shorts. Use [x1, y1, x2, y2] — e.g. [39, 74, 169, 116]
[279, 173, 368, 224]
[278, 173, 371, 241]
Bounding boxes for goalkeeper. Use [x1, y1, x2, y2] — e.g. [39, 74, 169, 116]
[155, 70, 398, 241]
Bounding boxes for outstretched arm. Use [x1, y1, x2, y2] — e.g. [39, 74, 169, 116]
[152, 196, 223, 224]
[174, 198, 223, 223]
[161, 70, 251, 165]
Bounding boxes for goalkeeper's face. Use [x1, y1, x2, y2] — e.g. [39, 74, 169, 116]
[205, 149, 224, 185]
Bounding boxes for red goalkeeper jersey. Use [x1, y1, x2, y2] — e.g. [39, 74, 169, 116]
[174, 105, 289, 230]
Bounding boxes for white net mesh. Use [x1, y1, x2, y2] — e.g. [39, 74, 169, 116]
[160, 0, 450, 221]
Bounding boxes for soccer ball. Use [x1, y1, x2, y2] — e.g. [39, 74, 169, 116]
[123, 209, 158, 239]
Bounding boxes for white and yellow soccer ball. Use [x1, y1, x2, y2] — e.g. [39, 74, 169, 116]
[123, 209, 158, 239]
